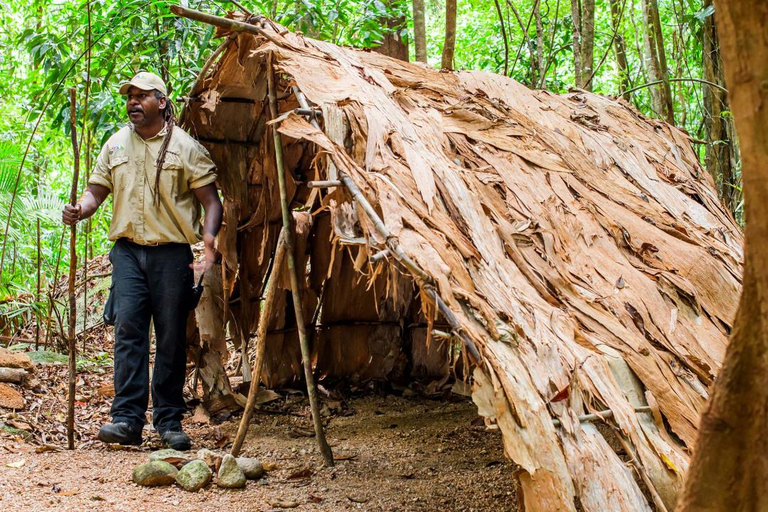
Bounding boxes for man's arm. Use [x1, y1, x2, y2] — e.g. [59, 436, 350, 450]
[192, 183, 223, 272]
[61, 184, 111, 225]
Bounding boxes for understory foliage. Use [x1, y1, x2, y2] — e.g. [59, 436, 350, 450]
[0, 0, 738, 331]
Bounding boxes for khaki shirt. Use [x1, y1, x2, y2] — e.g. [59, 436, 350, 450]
[89, 124, 217, 245]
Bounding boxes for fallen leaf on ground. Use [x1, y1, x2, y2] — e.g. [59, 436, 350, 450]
[96, 382, 114, 397]
[288, 427, 314, 438]
[35, 444, 62, 453]
[286, 465, 313, 480]
[214, 434, 230, 448]
[347, 495, 369, 503]
[188, 405, 210, 425]
[6, 459, 25, 468]
[268, 499, 299, 508]
[333, 453, 357, 461]
[255, 389, 281, 405]
[262, 462, 279, 471]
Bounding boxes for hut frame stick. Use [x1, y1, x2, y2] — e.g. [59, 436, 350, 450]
[66, 88, 81, 450]
[291, 85, 483, 363]
[268, 58, 334, 466]
[231, 228, 288, 457]
[170, 6, 281, 46]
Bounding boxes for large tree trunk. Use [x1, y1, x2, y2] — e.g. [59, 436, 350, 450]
[610, 0, 631, 100]
[441, 0, 457, 69]
[373, 0, 409, 61]
[412, 0, 427, 63]
[701, 0, 740, 216]
[642, 0, 674, 123]
[571, 0, 595, 90]
[678, 0, 768, 510]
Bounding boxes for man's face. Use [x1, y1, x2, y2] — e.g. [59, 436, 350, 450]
[125, 86, 166, 127]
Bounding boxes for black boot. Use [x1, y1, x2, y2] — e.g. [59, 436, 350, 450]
[160, 429, 191, 451]
[98, 422, 142, 446]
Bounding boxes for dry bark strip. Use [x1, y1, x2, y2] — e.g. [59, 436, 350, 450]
[176, 10, 743, 511]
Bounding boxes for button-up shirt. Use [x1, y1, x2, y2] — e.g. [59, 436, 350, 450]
[89, 123, 217, 245]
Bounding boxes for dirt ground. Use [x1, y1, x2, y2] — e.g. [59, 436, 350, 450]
[0, 393, 518, 511]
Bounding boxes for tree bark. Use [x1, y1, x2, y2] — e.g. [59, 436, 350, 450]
[493, 0, 509, 76]
[678, 0, 768, 510]
[373, 0, 409, 62]
[534, 0, 545, 86]
[412, 0, 427, 63]
[571, 0, 595, 90]
[610, 0, 630, 100]
[571, 0, 582, 86]
[441, 0, 457, 69]
[702, 0, 740, 216]
[642, 0, 674, 123]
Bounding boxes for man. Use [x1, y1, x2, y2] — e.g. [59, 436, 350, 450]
[62, 71, 222, 450]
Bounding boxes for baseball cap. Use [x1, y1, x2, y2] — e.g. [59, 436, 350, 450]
[119, 71, 168, 96]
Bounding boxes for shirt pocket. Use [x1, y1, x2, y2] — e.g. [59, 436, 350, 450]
[160, 153, 184, 197]
[108, 151, 130, 191]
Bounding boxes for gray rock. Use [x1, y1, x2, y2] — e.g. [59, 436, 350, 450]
[236, 457, 264, 480]
[149, 448, 188, 463]
[216, 454, 246, 488]
[132, 461, 178, 487]
[176, 459, 212, 492]
[197, 448, 222, 469]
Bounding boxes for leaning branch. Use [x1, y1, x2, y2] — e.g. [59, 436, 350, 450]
[622, 77, 728, 97]
[169, 5, 281, 46]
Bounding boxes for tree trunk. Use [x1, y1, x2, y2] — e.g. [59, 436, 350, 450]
[373, 0, 409, 62]
[441, 0, 457, 69]
[610, 0, 630, 100]
[571, 0, 595, 90]
[571, 0, 582, 86]
[702, 0, 740, 216]
[412, 0, 427, 63]
[678, 0, 768, 510]
[642, 0, 674, 123]
[534, 0, 545, 86]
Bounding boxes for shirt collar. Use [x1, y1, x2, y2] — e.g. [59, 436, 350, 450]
[128, 122, 169, 141]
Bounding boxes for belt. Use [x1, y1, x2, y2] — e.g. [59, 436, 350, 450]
[119, 237, 170, 247]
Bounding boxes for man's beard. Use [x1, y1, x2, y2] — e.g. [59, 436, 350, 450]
[129, 108, 147, 126]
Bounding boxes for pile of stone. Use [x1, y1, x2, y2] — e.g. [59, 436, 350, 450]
[133, 448, 264, 491]
[0, 348, 37, 410]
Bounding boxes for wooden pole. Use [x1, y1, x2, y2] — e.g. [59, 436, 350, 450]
[169, 5, 282, 46]
[267, 58, 334, 466]
[231, 228, 287, 457]
[66, 88, 81, 450]
[35, 218, 41, 350]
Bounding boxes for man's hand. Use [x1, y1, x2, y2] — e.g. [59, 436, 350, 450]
[62, 204, 82, 225]
[190, 233, 221, 274]
[62, 185, 110, 226]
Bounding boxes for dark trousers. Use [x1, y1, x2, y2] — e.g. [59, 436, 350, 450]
[109, 238, 193, 433]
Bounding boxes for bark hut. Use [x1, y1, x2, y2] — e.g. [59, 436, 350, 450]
[178, 11, 742, 511]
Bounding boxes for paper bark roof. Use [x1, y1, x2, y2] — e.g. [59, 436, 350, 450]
[181, 19, 742, 511]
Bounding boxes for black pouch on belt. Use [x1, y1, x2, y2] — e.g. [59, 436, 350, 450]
[103, 283, 117, 326]
[190, 273, 205, 310]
